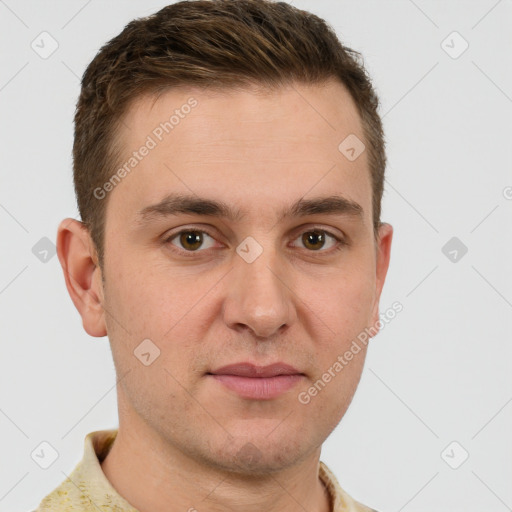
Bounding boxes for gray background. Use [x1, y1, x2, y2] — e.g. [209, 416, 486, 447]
[1, 1, 511, 511]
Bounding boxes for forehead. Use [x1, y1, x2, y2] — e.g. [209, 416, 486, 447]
[119, 79, 364, 148]
[107, 80, 371, 225]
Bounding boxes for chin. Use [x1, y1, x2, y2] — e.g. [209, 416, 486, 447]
[204, 432, 312, 477]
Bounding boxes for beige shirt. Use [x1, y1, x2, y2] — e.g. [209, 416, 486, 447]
[34, 429, 377, 512]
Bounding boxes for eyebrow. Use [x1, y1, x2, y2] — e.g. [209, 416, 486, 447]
[136, 193, 364, 225]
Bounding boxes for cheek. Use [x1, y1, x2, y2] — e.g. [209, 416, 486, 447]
[103, 260, 216, 382]
[307, 268, 376, 341]
[104, 256, 204, 334]
[300, 261, 375, 404]
[296, 343, 367, 442]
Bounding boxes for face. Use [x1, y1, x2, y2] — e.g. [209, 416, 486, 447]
[86, 80, 392, 474]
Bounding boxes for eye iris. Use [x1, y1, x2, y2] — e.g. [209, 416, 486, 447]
[180, 231, 203, 250]
[303, 231, 325, 250]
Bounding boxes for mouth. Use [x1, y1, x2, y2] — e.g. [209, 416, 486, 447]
[207, 362, 305, 400]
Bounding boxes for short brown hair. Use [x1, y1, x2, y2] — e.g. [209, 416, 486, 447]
[73, 0, 386, 268]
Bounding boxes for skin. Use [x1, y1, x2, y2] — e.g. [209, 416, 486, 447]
[57, 79, 393, 512]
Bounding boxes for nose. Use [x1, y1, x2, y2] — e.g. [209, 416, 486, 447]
[222, 246, 297, 340]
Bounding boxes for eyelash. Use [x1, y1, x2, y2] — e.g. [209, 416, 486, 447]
[163, 226, 347, 257]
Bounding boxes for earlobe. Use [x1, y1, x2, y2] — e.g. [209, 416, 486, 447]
[56, 218, 107, 337]
[369, 222, 394, 334]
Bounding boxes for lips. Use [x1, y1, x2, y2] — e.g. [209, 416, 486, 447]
[209, 362, 303, 378]
[207, 362, 304, 400]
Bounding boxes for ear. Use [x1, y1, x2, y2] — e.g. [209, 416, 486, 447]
[369, 222, 393, 333]
[56, 218, 107, 337]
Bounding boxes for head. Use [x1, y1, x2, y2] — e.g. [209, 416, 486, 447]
[58, 0, 392, 475]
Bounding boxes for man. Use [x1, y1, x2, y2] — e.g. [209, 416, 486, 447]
[36, 1, 392, 510]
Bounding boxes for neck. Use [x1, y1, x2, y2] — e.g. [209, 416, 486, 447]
[101, 419, 331, 512]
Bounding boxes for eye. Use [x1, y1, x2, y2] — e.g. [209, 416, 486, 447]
[164, 227, 346, 256]
[290, 229, 344, 252]
[166, 230, 217, 252]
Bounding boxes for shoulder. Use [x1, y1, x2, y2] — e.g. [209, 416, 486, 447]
[319, 461, 381, 512]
